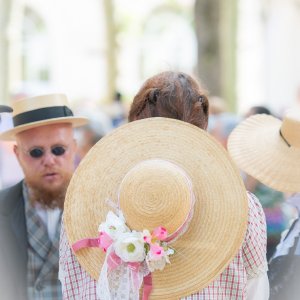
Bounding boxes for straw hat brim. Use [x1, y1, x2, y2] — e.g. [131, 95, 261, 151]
[228, 114, 300, 193]
[64, 117, 248, 299]
[0, 116, 88, 140]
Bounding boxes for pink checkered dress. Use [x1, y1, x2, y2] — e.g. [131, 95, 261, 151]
[59, 192, 267, 299]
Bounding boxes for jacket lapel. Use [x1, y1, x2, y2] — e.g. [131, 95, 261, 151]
[0, 181, 28, 300]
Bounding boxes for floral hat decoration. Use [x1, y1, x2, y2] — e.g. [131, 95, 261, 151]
[64, 117, 248, 300]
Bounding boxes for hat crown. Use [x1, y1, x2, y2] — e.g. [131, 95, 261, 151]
[281, 113, 300, 148]
[119, 159, 193, 235]
[12, 94, 69, 116]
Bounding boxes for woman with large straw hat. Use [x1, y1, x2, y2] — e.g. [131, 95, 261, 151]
[228, 110, 300, 300]
[59, 72, 269, 299]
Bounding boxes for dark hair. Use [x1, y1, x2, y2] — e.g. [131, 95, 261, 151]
[128, 71, 209, 129]
[249, 106, 271, 115]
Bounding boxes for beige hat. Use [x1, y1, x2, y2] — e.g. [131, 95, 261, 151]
[228, 112, 300, 193]
[64, 117, 248, 299]
[0, 94, 88, 140]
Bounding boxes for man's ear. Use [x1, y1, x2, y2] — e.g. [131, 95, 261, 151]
[13, 143, 20, 160]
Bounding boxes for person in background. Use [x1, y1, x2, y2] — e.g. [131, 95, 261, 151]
[244, 105, 271, 118]
[75, 123, 104, 163]
[0, 105, 14, 188]
[0, 104, 13, 134]
[0, 104, 12, 113]
[104, 91, 127, 128]
[59, 71, 269, 299]
[242, 106, 297, 260]
[0, 94, 87, 300]
[0, 104, 23, 188]
[228, 109, 300, 300]
[208, 95, 227, 115]
[208, 112, 241, 148]
[74, 109, 113, 164]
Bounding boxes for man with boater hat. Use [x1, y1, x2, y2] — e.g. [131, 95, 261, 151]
[0, 94, 87, 300]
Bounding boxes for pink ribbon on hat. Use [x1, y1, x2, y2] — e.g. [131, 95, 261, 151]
[107, 252, 147, 294]
[72, 231, 152, 300]
[72, 231, 113, 253]
[72, 232, 152, 300]
[107, 251, 152, 299]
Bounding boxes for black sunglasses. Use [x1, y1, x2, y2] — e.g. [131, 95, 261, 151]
[28, 146, 67, 158]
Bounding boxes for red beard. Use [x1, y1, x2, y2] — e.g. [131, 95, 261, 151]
[26, 175, 72, 209]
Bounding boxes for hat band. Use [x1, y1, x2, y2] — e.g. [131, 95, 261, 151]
[279, 129, 291, 147]
[13, 105, 73, 127]
[280, 117, 300, 148]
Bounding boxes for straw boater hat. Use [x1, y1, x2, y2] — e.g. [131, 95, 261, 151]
[64, 117, 248, 299]
[0, 94, 88, 140]
[228, 111, 300, 193]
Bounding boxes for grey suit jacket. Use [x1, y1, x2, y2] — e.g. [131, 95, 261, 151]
[0, 181, 28, 300]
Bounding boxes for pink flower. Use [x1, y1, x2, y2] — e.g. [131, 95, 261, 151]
[143, 227, 168, 260]
[150, 244, 165, 259]
[152, 227, 167, 240]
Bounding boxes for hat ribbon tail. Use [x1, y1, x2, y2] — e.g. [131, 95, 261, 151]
[73, 233, 153, 299]
[142, 273, 152, 300]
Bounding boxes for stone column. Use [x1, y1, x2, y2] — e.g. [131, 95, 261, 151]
[0, 0, 11, 104]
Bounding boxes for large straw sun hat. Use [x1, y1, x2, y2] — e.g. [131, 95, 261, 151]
[228, 111, 300, 193]
[64, 117, 248, 299]
[0, 94, 87, 140]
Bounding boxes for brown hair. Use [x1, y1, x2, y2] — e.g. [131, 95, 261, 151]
[129, 71, 209, 129]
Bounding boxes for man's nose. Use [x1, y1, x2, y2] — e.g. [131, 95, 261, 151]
[41, 151, 56, 166]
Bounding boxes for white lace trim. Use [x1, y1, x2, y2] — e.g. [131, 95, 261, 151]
[97, 247, 150, 300]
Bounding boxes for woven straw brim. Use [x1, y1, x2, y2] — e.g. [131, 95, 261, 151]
[64, 117, 248, 299]
[228, 114, 300, 193]
[0, 117, 88, 140]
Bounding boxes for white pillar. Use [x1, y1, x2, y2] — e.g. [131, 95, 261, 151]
[7, 0, 24, 94]
[236, 0, 266, 114]
[264, 0, 300, 115]
[0, 0, 10, 105]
